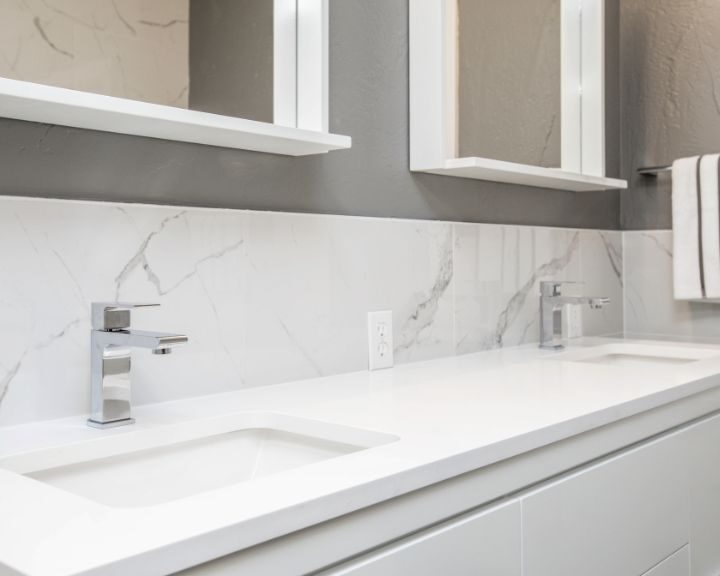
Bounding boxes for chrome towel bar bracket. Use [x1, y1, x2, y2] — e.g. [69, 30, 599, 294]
[638, 165, 672, 177]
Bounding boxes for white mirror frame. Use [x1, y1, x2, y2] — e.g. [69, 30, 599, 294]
[0, 0, 350, 157]
[409, 0, 626, 192]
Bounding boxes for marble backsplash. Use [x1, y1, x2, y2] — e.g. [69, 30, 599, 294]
[624, 230, 720, 340]
[0, 196, 623, 427]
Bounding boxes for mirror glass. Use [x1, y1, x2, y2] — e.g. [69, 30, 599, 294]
[457, 0, 561, 168]
[0, 0, 275, 123]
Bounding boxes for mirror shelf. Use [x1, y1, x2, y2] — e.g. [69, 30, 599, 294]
[421, 157, 627, 192]
[0, 78, 351, 156]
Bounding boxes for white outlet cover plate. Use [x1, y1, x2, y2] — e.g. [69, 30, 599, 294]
[368, 311, 394, 371]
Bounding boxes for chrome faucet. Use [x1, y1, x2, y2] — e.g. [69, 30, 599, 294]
[539, 282, 610, 350]
[88, 302, 188, 429]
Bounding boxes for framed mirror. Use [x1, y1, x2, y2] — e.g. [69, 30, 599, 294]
[0, 0, 350, 156]
[409, 0, 626, 191]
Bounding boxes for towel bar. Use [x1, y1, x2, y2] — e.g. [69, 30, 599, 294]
[638, 165, 672, 176]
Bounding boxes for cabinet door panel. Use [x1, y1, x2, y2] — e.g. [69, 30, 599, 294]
[684, 413, 720, 576]
[323, 501, 521, 576]
[523, 433, 688, 576]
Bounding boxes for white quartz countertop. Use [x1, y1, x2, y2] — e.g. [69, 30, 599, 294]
[2, 337, 720, 576]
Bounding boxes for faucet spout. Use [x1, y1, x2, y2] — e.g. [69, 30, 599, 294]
[94, 329, 188, 351]
[551, 295, 611, 309]
[588, 297, 611, 310]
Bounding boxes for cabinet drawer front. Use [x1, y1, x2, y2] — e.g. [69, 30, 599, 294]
[641, 547, 689, 576]
[523, 433, 688, 576]
[323, 501, 521, 576]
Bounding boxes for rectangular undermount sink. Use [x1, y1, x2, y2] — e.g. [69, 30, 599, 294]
[0, 412, 398, 508]
[557, 343, 720, 369]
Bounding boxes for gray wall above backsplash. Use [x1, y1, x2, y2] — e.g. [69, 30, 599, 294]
[620, 0, 720, 230]
[0, 0, 621, 230]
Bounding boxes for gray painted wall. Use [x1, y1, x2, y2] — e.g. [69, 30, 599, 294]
[620, 0, 720, 230]
[458, 0, 561, 167]
[0, 0, 620, 230]
[606, 0, 621, 183]
[189, 0, 274, 123]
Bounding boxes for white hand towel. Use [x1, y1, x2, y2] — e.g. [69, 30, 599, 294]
[700, 154, 720, 299]
[673, 156, 704, 300]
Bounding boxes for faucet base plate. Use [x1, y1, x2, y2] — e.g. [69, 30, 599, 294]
[539, 344, 565, 351]
[87, 418, 135, 429]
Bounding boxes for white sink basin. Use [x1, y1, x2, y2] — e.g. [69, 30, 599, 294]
[0, 412, 398, 508]
[556, 342, 720, 368]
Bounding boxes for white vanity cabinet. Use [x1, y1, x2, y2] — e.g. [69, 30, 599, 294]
[321, 501, 521, 576]
[181, 409, 720, 576]
[522, 432, 688, 576]
[324, 429, 691, 576]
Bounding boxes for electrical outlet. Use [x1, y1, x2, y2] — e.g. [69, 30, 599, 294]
[562, 304, 583, 340]
[368, 311, 394, 370]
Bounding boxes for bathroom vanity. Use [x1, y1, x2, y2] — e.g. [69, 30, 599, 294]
[0, 338, 719, 576]
[0, 0, 712, 574]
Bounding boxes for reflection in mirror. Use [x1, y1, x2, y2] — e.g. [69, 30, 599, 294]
[0, 0, 275, 123]
[189, 0, 273, 123]
[457, 0, 561, 168]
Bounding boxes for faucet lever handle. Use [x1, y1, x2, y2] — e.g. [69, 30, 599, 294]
[91, 302, 160, 331]
[539, 280, 584, 297]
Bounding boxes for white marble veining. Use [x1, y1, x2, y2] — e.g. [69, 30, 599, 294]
[453, 225, 623, 354]
[0, 196, 623, 427]
[454, 224, 579, 353]
[0, 0, 189, 107]
[624, 230, 720, 341]
[579, 230, 624, 336]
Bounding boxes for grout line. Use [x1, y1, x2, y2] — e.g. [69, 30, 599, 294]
[622, 230, 627, 335]
[451, 223, 457, 355]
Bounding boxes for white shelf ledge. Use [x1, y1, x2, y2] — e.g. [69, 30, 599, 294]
[419, 157, 627, 192]
[0, 78, 351, 156]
